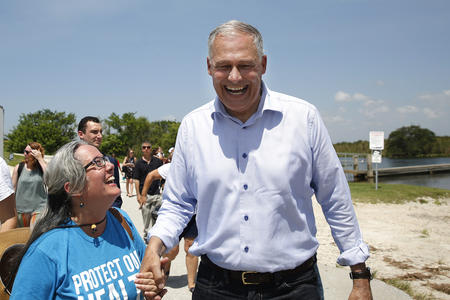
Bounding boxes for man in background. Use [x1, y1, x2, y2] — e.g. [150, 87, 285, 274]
[134, 142, 163, 239]
[77, 116, 123, 208]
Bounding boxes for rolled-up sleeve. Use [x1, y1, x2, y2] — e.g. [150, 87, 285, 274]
[309, 108, 370, 266]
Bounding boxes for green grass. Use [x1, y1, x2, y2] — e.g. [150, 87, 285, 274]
[349, 182, 450, 204]
[2, 151, 23, 167]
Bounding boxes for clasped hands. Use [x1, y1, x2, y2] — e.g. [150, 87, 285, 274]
[135, 256, 170, 300]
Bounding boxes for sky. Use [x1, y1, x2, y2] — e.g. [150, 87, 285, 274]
[1, 0, 449, 143]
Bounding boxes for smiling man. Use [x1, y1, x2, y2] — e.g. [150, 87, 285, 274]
[77, 116, 123, 208]
[141, 20, 372, 300]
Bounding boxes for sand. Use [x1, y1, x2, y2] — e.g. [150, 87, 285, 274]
[313, 197, 450, 299]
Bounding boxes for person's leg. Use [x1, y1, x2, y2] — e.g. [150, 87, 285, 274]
[126, 178, 131, 196]
[259, 262, 321, 300]
[163, 244, 179, 277]
[140, 196, 152, 237]
[129, 178, 134, 195]
[149, 195, 162, 227]
[184, 237, 198, 291]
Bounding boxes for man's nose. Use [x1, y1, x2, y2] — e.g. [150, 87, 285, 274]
[228, 66, 242, 82]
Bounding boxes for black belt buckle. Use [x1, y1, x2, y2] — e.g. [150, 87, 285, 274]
[241, 271, 260, 285]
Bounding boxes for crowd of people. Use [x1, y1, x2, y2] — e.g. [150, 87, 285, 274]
[0, 20, 374, 300]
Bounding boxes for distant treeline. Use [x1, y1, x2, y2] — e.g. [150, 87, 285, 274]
[334, 127, 450, 158]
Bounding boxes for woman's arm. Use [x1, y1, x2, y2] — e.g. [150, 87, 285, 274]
[31, 149, 47, 172]
[11, 164, 19, 190]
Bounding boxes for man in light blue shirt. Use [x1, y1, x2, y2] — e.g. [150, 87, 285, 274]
[141, 20, 373, 300]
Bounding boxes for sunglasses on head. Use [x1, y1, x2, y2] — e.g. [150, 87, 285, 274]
[142, 146, 151, 149]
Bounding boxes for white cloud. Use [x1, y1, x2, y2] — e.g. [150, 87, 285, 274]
[323, 115, 347, 124]
[161, 114, 177, 121]
[335, 91, 352, 102]
[419, 89, 450, 103]
[423, 108, 439, 119]
[397, 105, 419, 114]
[376, 80, 385, 86]
[354, 93, 370, 102]
[360, 104, 390, 118]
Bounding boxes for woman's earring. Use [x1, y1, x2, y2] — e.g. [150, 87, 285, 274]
[80, 200, 85, 208]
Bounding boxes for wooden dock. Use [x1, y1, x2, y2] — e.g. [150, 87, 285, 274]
[344, 163, 450, 181]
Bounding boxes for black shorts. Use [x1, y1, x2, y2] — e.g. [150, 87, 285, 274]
[179, 215, 198, 240]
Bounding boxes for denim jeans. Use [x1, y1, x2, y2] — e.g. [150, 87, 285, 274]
[192, 257, 322, 300]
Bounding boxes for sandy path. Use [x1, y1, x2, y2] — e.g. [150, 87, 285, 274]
[314, 197, 450, 299]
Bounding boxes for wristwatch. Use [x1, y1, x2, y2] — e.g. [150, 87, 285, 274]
[349, 267, 373, 280]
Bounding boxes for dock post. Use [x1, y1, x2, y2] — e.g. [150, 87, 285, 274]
[366, 154, 374, 183]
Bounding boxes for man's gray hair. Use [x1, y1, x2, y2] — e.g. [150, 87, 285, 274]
[44, 140, 88, 198]
[208, 20, 264, 59]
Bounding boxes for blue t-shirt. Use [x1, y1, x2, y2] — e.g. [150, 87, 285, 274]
[11, 209, 146, 299]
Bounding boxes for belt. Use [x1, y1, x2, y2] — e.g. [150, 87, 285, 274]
[201, 254, 317, 285]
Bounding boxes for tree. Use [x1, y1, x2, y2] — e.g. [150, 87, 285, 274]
[101, 113, 180, 158]
[386, 125, 437, 158]
[7, 109, 77, 154]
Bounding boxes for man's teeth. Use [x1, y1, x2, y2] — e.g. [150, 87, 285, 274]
[226, 86, 246, 94]
[106, 177, 115, 184]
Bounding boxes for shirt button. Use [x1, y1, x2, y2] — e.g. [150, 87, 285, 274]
[244, 246, 249, 253]
[244, 215, 249, 221]
[243, 184, 248, 190]
[242, 153, 247, 159]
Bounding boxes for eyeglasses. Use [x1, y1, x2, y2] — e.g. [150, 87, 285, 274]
[24, 150, 30, 155]
[142, 146, 151, 149]
[84, 156, 110, 170]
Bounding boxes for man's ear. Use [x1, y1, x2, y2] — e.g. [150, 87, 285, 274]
[207, 57, 212, 76]
[77, 130, 84, 139]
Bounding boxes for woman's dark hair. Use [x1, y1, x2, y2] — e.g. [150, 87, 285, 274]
[11, 140, 88, 283]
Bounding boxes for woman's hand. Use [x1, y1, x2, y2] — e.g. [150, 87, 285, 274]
[135, 272, 167, 300]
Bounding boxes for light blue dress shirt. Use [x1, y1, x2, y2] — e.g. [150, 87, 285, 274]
[150, 82, 369, 272]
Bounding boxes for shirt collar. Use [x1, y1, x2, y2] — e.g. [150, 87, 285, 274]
[211, 81, 282, 125]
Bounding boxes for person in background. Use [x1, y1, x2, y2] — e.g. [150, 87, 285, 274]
[10, 141, 154, 299]
[155, 147, 164, 161]
[142, 20, 372, 300]
[141, 162, 198, 293]
[77, 116, 123, 208]
[123, 149, 137, 197]
[0, 157, 17, 231]
[11, 142, 47, 228]
[134, 142, 163, 238]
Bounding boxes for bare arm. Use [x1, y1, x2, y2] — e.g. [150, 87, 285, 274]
[0, 194, 17, 232]
[11, 164, 19, 190]
[141, 169, 162, 199]
[31, 149, 47, 172]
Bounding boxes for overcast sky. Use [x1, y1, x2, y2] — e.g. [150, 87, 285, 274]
[1, 0, 449, 143]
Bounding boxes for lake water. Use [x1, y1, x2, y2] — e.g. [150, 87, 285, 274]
[339, 156, 450, 190]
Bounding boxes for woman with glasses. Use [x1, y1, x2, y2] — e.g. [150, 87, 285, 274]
[10, 141, 156, 299]
[11, 142, 47, 228]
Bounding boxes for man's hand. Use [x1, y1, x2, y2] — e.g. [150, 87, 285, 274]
[349, 279, 373, 300]
[140, 237, 169, 299]
[138, 194, 146, 208]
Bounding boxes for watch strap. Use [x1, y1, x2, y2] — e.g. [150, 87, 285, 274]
[349, 267, 372, 280]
